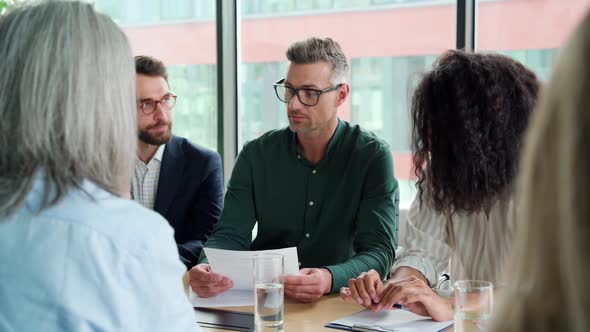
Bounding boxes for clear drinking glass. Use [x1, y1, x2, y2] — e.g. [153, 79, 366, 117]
[253, 253, 284, 332]
[453, 280, 494, 332]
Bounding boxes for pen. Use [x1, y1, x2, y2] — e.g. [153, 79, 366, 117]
[371, 301, 405, 310]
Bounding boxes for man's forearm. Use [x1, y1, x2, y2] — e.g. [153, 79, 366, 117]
[325, 249, 393, 293]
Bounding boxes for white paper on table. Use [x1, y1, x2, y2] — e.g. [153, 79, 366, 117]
[190, 288, 253, 307]
[203, 247, 300, 291]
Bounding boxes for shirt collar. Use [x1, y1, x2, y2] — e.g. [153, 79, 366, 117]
[291, 118, 344, 166]
[136, 144, 166, 167]
[152, 144, 166, 163]
[326, 118, 345, 153]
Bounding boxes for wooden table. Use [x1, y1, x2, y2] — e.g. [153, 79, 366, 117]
[184, 274, 454, 331]
[184, 273, 363, 331]
[197, 295, 363, 332]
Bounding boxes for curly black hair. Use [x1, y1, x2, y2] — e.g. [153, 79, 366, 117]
[411, 50, 540, 214]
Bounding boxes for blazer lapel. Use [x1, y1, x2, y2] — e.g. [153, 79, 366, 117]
[154, 135, 184, 218]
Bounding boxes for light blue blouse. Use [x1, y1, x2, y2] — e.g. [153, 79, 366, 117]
[0, 176, 199, 332]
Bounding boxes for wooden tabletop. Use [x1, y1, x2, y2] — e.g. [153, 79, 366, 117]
[184, 273, 363, 331]
[183, 273, 454, 332]
[196, 294, 363, 332]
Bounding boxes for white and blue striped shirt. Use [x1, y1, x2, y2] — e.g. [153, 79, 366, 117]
[393, 195, 514, 290]
[132, 144, 165, 210]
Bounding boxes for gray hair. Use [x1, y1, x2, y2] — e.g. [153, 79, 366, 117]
[286, 37, 349, 84]
[0, 1, 137, 216]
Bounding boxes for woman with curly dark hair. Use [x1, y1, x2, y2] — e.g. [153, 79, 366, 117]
[341, 50, 540, 321]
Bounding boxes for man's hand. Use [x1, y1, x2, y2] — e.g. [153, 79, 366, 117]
[283, 268, 332, 303]
[188, 263, 233, 298]
[375, 275, 453, 321]
[340, 269, 383, 310]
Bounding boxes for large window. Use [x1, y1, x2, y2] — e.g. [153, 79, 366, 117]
[94, 0, 214, 25]
[92, 0, 590, 207]
[476, 0, 590, 80]
[92, 0, 218, 151]
[239, 1, 456, 207]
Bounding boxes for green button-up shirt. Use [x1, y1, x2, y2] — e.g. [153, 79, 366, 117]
[201, 119, 398, 293]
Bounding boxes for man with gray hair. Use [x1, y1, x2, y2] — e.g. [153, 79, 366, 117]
[190, 37, 398, 303]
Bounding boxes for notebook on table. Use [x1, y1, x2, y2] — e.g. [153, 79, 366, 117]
[325, 308, 453, 332]
[194, 307, 254, 332]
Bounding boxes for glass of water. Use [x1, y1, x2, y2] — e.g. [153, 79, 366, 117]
[253, 253, 284, 332]
[453, 280, 493, 332]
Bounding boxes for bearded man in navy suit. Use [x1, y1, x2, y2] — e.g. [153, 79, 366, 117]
[132, 55, 224, 269]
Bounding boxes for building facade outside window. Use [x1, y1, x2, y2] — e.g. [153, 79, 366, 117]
[93, 0, 590, 207]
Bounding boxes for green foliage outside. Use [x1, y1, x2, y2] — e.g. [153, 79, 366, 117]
[0, 0, 8, 14]
[0, 0, 26, 15]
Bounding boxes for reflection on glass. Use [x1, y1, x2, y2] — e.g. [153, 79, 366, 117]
[168, 65, 217, 151]
[92, 0, 218, 151]
[476, 0, 590, 79]
[93, 0, 215, 25]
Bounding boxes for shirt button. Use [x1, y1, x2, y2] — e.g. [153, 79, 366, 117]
[298, 262, 302, 267]
[309, 201, 314, 206]
[312, 169, 317, 174]
[297, 155, 301, 159]
[305, 233, 310, 238]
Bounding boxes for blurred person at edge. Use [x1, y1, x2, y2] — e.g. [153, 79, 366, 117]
[341, 50, 540, 321]
[0, 2, 199, 331]
[489, 13, 590, 332]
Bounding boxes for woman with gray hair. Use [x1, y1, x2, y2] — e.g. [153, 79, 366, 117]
[0, 2, 199, 331]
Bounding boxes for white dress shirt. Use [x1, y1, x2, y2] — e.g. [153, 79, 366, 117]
[0, 173, 199, 332]
[132, 144, 165, 209]
[392, 195, 515, 289]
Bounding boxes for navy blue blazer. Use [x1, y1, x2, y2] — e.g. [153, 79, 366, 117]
[154, 135, 224, 269]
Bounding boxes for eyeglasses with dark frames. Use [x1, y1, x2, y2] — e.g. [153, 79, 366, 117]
[273, 78, 342, 107]
[137, 93, 177, 115]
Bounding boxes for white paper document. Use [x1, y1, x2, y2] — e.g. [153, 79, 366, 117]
[326, 308, 453, 332]
[203, 247, 300, 290]
[191, 247, 299, 308]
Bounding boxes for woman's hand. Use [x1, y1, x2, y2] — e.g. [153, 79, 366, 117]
[376, 275, 453, 321]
